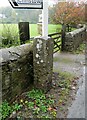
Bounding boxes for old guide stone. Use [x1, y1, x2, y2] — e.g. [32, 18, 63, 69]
[33, 37, 54, 92]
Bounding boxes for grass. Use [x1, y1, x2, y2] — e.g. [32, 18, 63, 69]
[53, 56, 73, 63]
[73, 43, 85, 54]
[55, 70, 77, 115]
[0, 23, 76, 49]
[0, 24, 20, 48]
[48, 24, 62, 34]
[0, 24, 62, 38]
[0, 23, 62, 48]
[58, 70, 75, 80]
[0, 24, 76, 38]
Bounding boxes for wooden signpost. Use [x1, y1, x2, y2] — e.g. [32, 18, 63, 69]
[42, 0, 48, 38]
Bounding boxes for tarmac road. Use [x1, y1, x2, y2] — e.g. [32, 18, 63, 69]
[67, 66, 85, 118]
[53, 52, 85, 118]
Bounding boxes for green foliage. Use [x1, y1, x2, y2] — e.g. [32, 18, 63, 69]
[60, 71, 74, 80]
[56, 71, 76, 110]
[54, 57, 72, 63]
[12, 103, 22, 111]
[0, 101, 12, 119]
[0, 24, 20, 48]
[26, 89, 56, 117]
[0, 89, 56, 119]
[0, 24, 61, 49]
[0, 23, 61, 37]
[73, 43, 85, 54]
[27, 89, 43, 99]
[0, 6, 41, 24]
[0, 100, 22, 119]
[27, 102, 34, 109]
[0, 6, 60, 24]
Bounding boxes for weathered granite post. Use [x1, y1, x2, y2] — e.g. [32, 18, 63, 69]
[33, 37, 54, 92]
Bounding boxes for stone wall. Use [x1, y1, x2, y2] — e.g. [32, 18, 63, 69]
[0, 44, 33, 102]
[64, 26, 86, 52]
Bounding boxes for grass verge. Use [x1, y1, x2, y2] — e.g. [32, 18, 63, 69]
[52, 71, 78, 117]
[53, 56, 73, 63]
[73, 43, 85, 54]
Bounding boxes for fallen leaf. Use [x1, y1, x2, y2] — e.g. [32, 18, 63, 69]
[48, 107, 53, 111]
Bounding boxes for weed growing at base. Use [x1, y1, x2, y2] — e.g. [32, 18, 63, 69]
[56, 71, 77, 112]
[0, 89, 56, 119]
[73, 43, 85, 54]
[26, 89, 56, 118]
[0, 100, 22, 119]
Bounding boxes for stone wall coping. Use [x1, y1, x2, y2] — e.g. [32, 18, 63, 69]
[0, 43, 33, 64]
[66, 26, 86, 37]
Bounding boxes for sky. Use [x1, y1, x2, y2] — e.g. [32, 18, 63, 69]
[0, 0, 10, 7]
[0, 0, 86, 7]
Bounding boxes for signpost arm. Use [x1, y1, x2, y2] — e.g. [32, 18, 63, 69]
[42, 0, 48, 38]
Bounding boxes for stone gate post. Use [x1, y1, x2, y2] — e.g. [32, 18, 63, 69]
[33, 37, 54, 92]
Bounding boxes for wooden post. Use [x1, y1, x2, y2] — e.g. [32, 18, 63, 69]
[18, 22, 30, 44]
[42, 0, 48, 38]
[61, 24, 66, 51]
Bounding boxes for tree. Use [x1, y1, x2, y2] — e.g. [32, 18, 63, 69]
[52, 1, 85, 26]
[0, 6, 41, 23]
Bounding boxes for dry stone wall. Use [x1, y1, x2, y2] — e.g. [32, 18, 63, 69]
[64, 26, 86, 52]
[0, 44, 33, 102]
